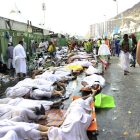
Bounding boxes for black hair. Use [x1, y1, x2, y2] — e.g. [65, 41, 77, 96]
[124, 34, 128, 38]
[19, 41, 23, 44]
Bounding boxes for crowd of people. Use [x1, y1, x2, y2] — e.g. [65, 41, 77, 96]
[0, 32, 140, 139]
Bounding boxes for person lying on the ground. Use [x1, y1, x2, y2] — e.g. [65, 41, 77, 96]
[86, 66, 100, 75]
[0, 119, 49, 139]
[0, 130, 18, 140]
[81, 74, 105, 89]
[47, 90, 97, 140]
[0, 104, 47, 123]
[67, 60, 93, 67]
[0, 61, 7, 73]
[5, 79, 65, 99]
[0, 97, 63, 111]
[32, 69, 78, 82]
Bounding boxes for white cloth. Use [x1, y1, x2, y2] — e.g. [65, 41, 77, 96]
[0, 104, 43, 123]
[5, 78, 54, 98]
[121, 51, 130, 71]
[0, 97, 53, 111]
[22, 38, 26, 51]
[86, 66, 100, 75]
[39, 42, 47, 51]
[48, 97, 93, 140]
[0, 120, 42, 140]
[82, 74, 105, 88]
[67, 61, 92, 67]
[98, 44, 111, 56]
[45, 41, 49, 49]
[13, 44, 26, 74]
[0, 130, 18, 140]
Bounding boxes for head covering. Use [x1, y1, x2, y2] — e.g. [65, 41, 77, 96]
[131, 34, 135, 37]
[8, 43, 11, 45]
[49, 41, 52, 45]
[101, 40, 105, 44]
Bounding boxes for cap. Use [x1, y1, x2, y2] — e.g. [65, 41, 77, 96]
[8, 43, 11, 45]
[131, 34, 135, 37]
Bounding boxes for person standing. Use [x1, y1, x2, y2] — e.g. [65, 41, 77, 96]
[6, 43, 14, 70]
[136, 40, 140, 66]
[13, 41, 27, 78]
[30, 38, 35, 54]
[97, 39, 101, 55]
[115, 37, 120, 57]
[130, 34, 137, 67]
[48, 41, 54, 57]
[0, 61, 7, 73]
[39, 39, 46, 51]
[45, 39, 49, 50]
[110, 38, 116, 56]
[119, 34, 133, 75]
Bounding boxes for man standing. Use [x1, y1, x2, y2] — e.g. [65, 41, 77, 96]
[110, 38, 116, 56]
[45, 39, 49, 50]
[39, 39, 46, 51]
[6, 43, 14, 70]
[130, 34, 137, 67]
[13, 41, 27, 78]
[119, 34, 132, 75]
[115, 37, 120, 57]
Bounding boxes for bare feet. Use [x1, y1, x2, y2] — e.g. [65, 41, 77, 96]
[52, 90, 63, 97]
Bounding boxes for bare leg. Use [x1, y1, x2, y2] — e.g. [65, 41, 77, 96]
[40, 132, 48, 137]
[52, 89, 63, 97]
[81, 81, 88, 87]
[37, 125, 49, 132]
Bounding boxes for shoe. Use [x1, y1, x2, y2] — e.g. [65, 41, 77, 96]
[130, 64, 134, 67]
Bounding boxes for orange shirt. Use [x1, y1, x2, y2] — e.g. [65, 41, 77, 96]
[105, 40, 110, 50]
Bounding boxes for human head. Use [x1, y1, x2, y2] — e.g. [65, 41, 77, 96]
[31, 38, 34, 40]
[19, 41, 23, 46]
[131, 34, 135, 39]
[11, 43, 13, 46]
[46, 39, 48, 41]
[105, 37, 107, 40]
[129, 35, 131, 39]
[8, 43, 11, 46]
[117, 37, 120, 40]
[124, 34, 128, 41]
[41, 39, 44, 42]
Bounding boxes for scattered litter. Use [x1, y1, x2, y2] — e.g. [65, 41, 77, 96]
[112, 117, 118, 120]
[114, 110, 117, 113]
[136, 134, 140, 136]
[124, 132, 128, 135]
[110, 84, 119, 91]
[128, 111, 131, 114]
[102, 129, 105, 132]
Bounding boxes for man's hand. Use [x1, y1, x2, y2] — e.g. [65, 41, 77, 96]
[1, 64, 3, 67]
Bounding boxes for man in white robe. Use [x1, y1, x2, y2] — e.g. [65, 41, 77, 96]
[0, 130, 18, 140]
[0, 97, 62, 111]
[0, 120, 49, 140]
[39, 39, 47, 51]
[48, 92, 96, 140]
[0, 104, 47, 123]
[81, 74, 105, 89]
[13, 41, 27, 78]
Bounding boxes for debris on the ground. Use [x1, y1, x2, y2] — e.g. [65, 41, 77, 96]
[124, 132, 128, 135]
[128, 111, 131, 114]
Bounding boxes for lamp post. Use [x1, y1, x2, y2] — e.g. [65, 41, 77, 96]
[104, 15, 106, 37]
[113, 0, 118, 29]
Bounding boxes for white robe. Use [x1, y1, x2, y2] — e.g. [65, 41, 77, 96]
[98, 44, 111, 56]
[82, 74, 105, 88]
[48, 97, 93, 140]
[0, 104, 44, 123]
[121, 51, 130, 71]
[86, 66, 100, 75]
[0, 120, 42, 140]
[5, 78, 54, 98]
[67, 61, 92, 67]
[0, 98, 53, 111]
[0, 130, 18, 140]
[13, 44, 26, 74]
[39, 42, 47, 51]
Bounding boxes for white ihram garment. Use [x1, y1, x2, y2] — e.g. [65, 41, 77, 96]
[86, 66, 100, 75]
[0, 130, 18, 140]
[82, 74, 105, 88]
[13, 44, 26, 74]
[0, 98, 53, 111]
[67, 61, 92, 67]
[39, 42, 47, 51]
[121, 51, 130, 71]
[98, 44, 111, 56]
[5, 78, 54, 98]
[0, 120, 42, 140]
[48, 97, 93, 140]
[0, 104, 43, 122]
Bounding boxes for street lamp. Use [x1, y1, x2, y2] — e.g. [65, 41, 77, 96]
[113, 0, 118, 28]
[104, 15, 106, 37]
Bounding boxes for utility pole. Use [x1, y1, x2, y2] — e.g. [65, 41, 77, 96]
[42, 3, 46, 26]
[113, 0, 119, 30]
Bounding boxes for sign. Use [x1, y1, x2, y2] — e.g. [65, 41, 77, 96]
[105, 32, 107, 37]
[42, 3, 46, 10]
[114, 27, 118, 34]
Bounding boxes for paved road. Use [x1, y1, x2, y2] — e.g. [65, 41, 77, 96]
[96, 56, 140, 140]
[1, 56, 140, 140]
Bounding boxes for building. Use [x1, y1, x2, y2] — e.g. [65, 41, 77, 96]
[100, 22, 104, 37]
[107, 20, 116, 34]
[90, 24, 95, 38]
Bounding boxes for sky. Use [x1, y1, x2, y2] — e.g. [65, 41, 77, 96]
[0, 0, 139, 36]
